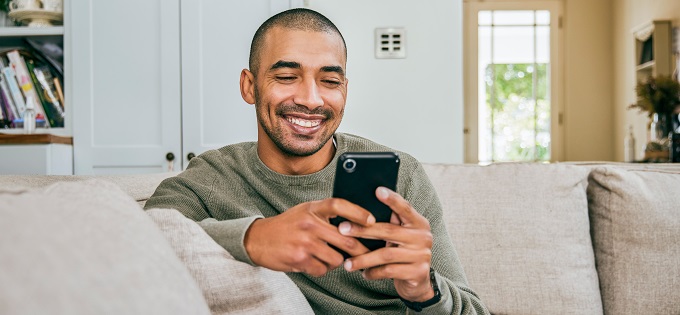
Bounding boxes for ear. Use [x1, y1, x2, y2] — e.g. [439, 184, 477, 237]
[240, 69, 256, 105]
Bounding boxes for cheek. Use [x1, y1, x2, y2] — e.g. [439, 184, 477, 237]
[324, 91, 347, 114]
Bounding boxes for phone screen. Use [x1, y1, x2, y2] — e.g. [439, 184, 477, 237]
[330, 152, 400, 258]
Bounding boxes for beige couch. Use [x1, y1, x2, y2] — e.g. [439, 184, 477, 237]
[1, 163, 679, 315]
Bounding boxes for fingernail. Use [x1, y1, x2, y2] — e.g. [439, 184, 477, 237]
[339, 221, 351, 235]
[377, 187, 389, 199]
[344, 260, 352, 271]
[366, 215, 375, 225]
[361, 270, 368, 279]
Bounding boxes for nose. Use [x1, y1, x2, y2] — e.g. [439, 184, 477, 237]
[294, 78, 324, 109]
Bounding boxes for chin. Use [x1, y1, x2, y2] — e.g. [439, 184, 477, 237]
[278, 137, 329, 157]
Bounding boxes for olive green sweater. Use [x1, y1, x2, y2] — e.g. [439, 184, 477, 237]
[145, 133, 488, 315]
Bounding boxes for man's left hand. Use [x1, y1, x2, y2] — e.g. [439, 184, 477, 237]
[339, 187, 435, 302]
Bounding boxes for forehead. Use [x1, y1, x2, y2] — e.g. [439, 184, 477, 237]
[259, 27, 346, 71]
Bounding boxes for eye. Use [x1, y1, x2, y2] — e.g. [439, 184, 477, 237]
[322, 80, 342, 87]
[276, 76, 297, 82]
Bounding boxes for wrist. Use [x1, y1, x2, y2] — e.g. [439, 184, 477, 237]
[243, 218, 263, 265]
[409, 287, 435, 302]
[400, 268, 442, 312]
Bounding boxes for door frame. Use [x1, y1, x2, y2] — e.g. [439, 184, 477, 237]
[463, 0, 564, 163]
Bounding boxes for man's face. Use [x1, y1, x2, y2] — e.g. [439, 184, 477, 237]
[247, 27, 347, 157]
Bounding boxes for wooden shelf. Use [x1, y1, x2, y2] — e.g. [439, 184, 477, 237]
[0, 133, 72, 145]
[0, 26, 64, 37]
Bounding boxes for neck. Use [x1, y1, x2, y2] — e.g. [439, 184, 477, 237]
[257, 136, 336, 176]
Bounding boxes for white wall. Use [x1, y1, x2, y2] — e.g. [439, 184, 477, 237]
[306, 0, 464, 163]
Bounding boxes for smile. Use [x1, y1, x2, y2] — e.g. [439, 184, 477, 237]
[286, 116, 322, 128]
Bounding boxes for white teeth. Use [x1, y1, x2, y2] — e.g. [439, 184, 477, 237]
[287, 117, 321, 128]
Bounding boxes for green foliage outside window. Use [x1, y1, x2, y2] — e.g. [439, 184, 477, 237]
[484, 63, 550, 162]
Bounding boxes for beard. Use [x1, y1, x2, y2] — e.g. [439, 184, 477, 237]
[254, 86, 340, 157]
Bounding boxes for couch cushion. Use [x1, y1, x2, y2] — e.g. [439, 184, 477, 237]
[0, 180, 210, 315]
[146, 208, 314, 315]
[423, 163, 603, 315]
[0, 172, 177, 207]
[588, 166, 680, 314]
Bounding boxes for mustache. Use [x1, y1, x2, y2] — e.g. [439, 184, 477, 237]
[275, 103, 334, 119]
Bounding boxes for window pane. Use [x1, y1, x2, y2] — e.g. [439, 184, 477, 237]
[536, 10, 550, 25]
[493, 10, 534, 25]
[536, 63, 551, 161]
[477, 10, 552, 163]
[478, 26, 492, 162]
[493, 26, 535, 63]
[478, 11, 492, 25]
[536, 26, 550, 63]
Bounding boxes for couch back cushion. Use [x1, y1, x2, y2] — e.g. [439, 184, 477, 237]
[0, 180, 210, 315]
[146, 208, 314, 315]
[0, 172, 177, 207]
[423, 163, 603, 315]
[588, 166, 680, 314]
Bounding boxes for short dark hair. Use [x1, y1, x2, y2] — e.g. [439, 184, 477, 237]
[248, 8, 347, 74]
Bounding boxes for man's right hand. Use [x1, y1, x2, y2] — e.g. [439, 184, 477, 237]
[244, 198, 374, 276]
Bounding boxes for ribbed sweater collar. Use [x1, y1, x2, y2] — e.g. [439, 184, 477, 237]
[248, 133, 348, 186]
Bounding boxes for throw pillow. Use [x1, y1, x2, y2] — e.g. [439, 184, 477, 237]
[588, 166, 680, 314]
[146, 208, 314, 315]
[0, 179, 210, 315]
[423, 163, 603, 315]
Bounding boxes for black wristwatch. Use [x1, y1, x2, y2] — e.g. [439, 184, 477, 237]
[400, 268, 442, 312]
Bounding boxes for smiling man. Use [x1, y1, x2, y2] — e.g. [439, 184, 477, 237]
[145, 8, 488, 315]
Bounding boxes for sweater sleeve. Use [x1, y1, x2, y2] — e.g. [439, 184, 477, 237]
[401, 160, 490, 315]
[143, 155, 261, 265]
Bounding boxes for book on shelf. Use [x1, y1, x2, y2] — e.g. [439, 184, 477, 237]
[6, 50, 48, 123]
[54, 76, 65, 109]
[0, 73, 19, 121]
[0, 56, 27, 117]
[0, 81, 12, 127]
[27, 59, 64, 128]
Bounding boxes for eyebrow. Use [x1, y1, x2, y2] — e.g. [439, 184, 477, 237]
[270, 60, 301, 70]
[269, 60, 345, 76]
[321, 65, 345, 76]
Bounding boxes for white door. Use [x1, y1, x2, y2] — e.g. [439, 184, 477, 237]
[71, 0, 182, 174]
[180, 0, 277, 168]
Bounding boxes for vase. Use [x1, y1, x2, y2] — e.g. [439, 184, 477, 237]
[650, 112, 673, 141]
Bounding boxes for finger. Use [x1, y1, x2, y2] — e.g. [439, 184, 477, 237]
[312, 198, 376, 226]
[338, 221, 433, 249]
[361, 261, 431, 283]
[375, 187, 427, 227]
[344, 246, 431, 273]
[319, 227, 371, 258]
[310, 242, 346, 270]
[292, 256, 333, 277]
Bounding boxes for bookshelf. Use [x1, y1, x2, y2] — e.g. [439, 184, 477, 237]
[633, 20, 673, 81]
[0, 7, 70, 174]
[0, 26, 64, 37]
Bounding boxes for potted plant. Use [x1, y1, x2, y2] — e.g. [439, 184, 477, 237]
[629, 75, 680, 140]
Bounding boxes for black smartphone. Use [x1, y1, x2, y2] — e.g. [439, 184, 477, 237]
[330, 152, 400, 259]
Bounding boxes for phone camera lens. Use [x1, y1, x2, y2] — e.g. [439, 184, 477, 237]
[343, 159, 356, 173]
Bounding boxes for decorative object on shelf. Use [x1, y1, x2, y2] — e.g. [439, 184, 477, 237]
[628, 75, 680, 141]
[624, 125, 636, 162]
[643, 139, 670, 163]
[8, 0, 40, 11]
[671, 132, 680, 163]
[6, 0, 61, 27]
[39, 0, 61, 12]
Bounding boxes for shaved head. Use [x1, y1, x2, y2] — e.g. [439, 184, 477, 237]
[249, 8, 347, 74]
